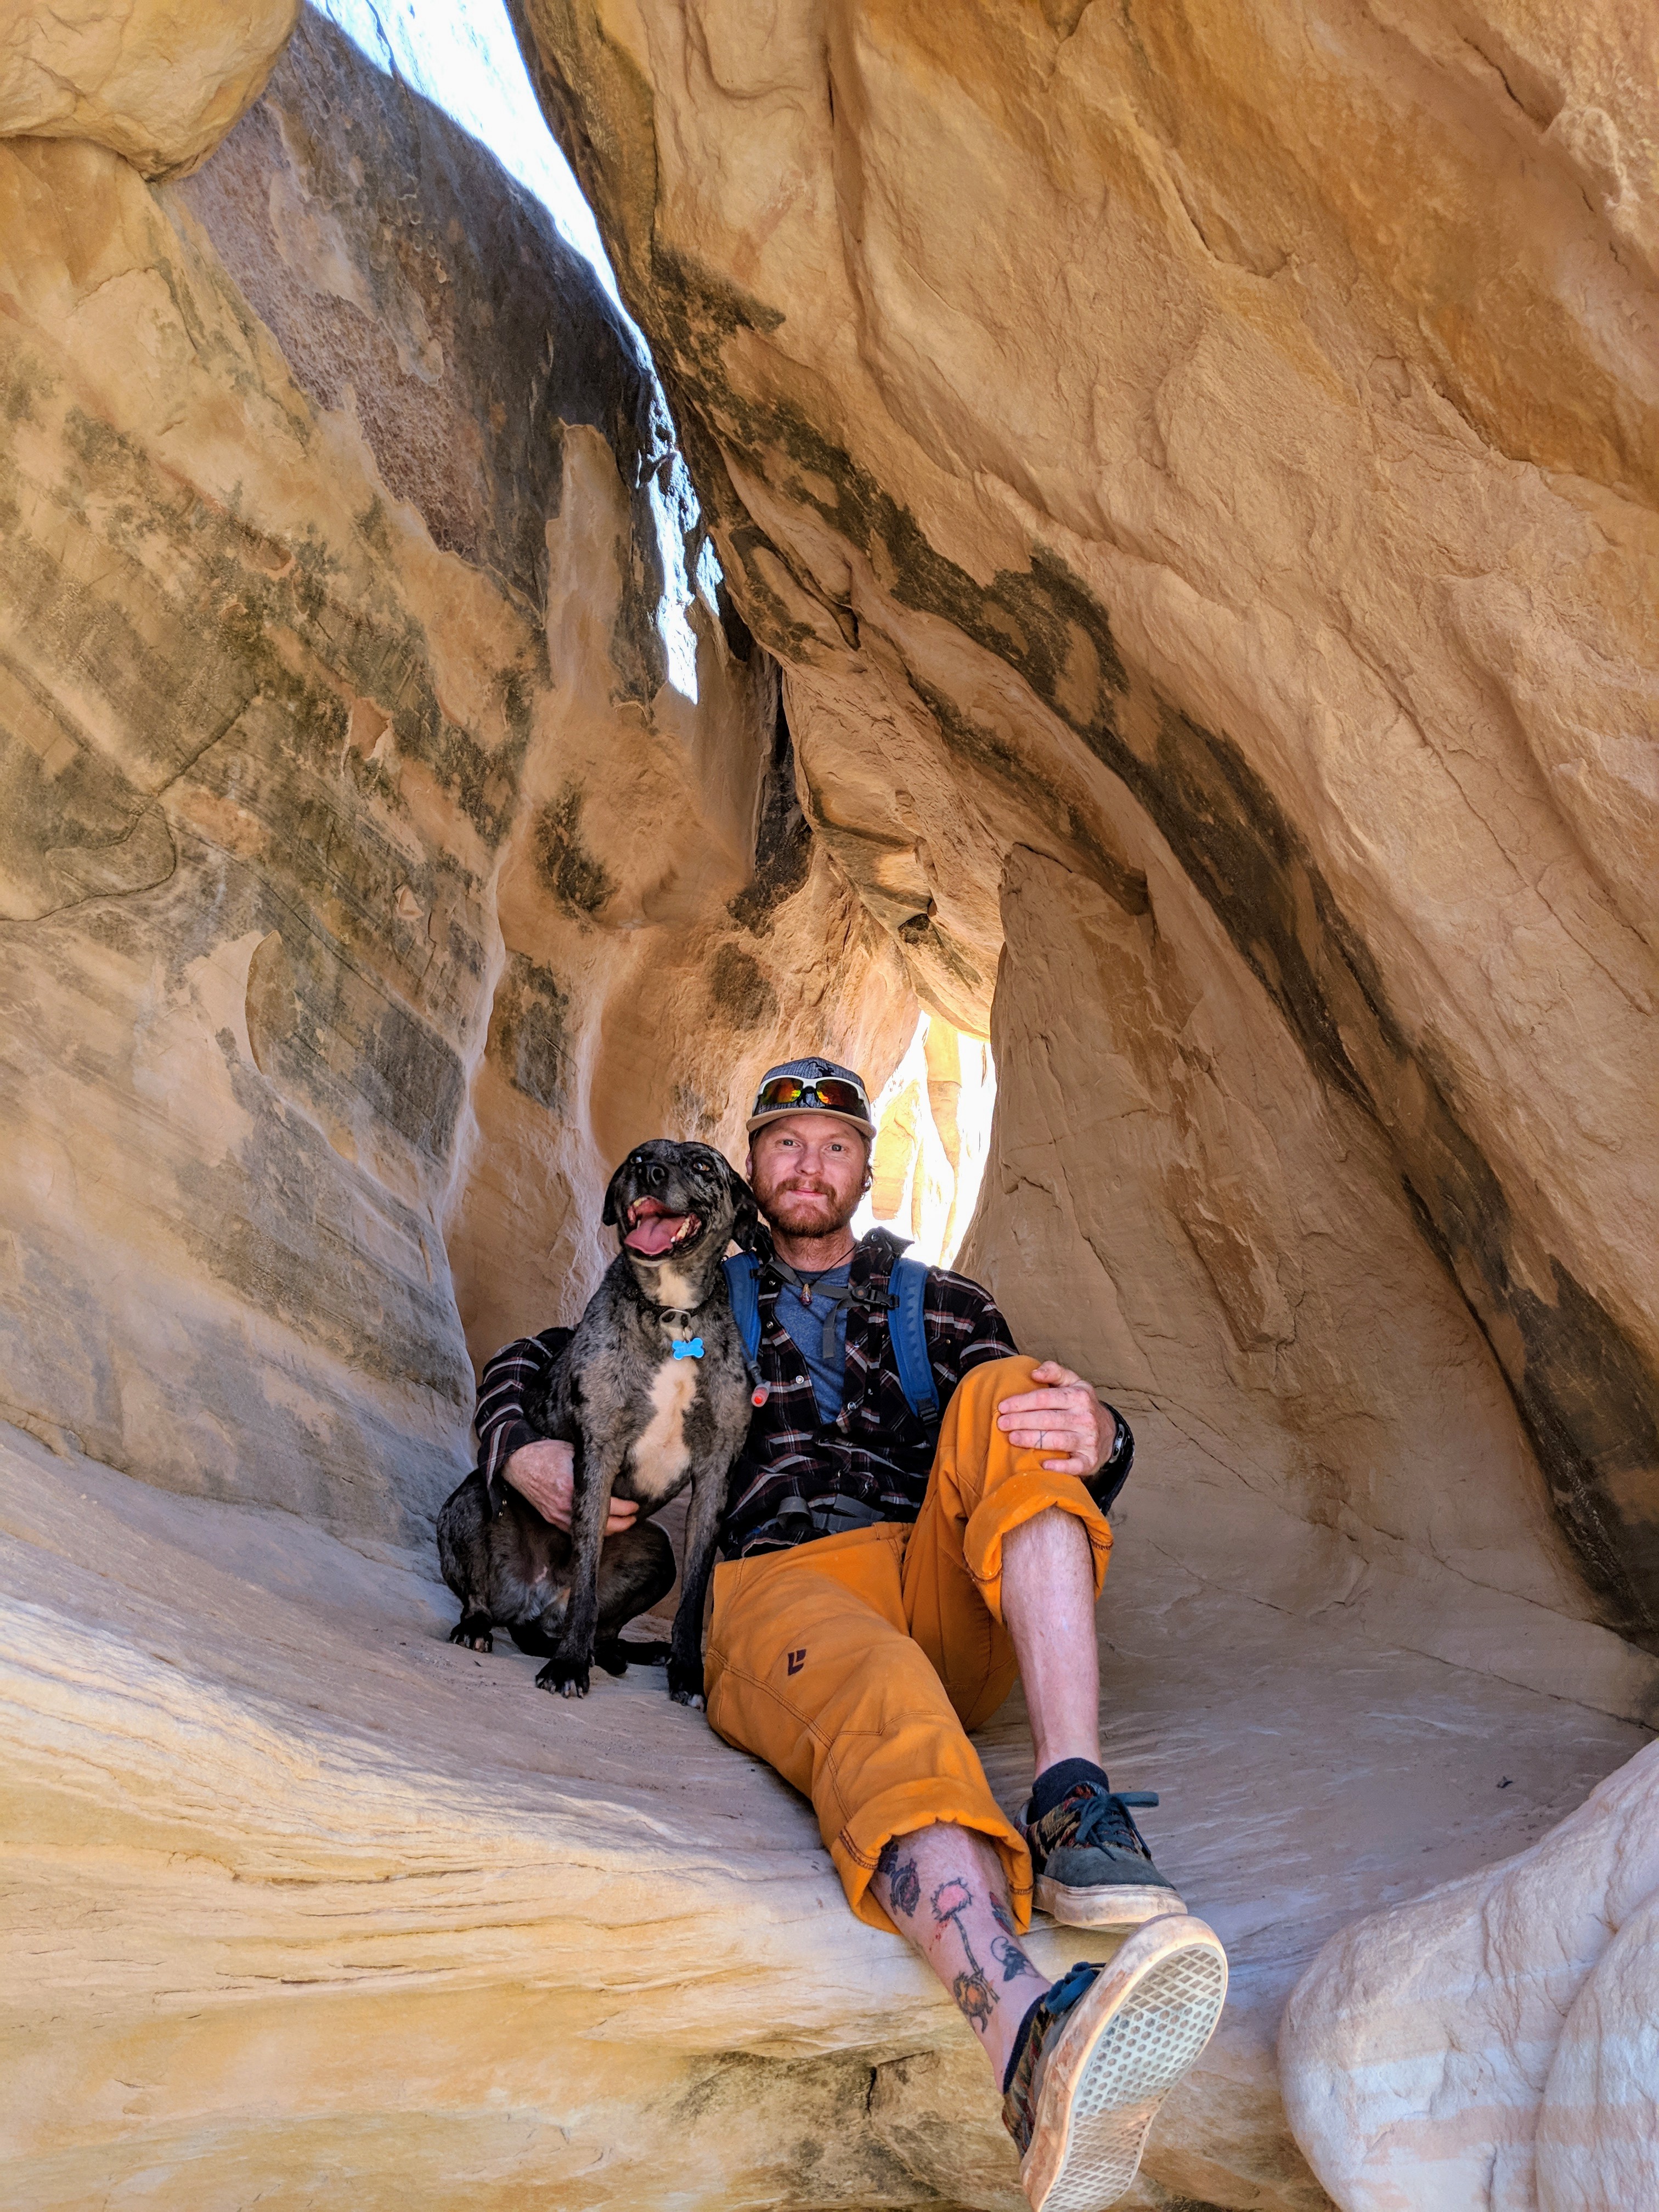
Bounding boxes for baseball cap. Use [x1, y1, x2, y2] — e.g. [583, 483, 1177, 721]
[746, 1056, 876, 1139]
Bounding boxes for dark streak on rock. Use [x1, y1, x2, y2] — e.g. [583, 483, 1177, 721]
[709, 943, 780, 1029]
[714, 577, 755, 663]
[730, 684, 812, 935]
[901, 664, 1149, 923]
[489, 950, 571, 1112]
[533, 782, 615, 919]
[174, 7, 669, 627]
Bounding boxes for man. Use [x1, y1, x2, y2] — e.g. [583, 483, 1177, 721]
[476, 1056, 1226, 2210]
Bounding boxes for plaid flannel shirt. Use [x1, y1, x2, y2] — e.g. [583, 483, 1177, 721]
[472, 1228, 1132, 1560]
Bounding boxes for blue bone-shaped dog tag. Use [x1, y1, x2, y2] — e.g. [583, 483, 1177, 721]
[672, 1338, 704, 1359]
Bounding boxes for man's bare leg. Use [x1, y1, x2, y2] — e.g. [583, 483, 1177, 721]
[1001, 1503, 1186, 1936]
[874, 1509, 1226, 2203]
[872, 1816, 1228, 2212]
[1000, 1506, 1101, 1777]
[872, 1823, 1051, 2084]
[871, 1506, 1105, 2082]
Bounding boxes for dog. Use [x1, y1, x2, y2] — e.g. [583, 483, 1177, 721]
[435, 1457, 679, 1682]
[437, 1139, 763, 1706]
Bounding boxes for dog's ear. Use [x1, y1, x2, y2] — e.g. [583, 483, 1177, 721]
[725, 1161, 769, 1257]
[601, 1159, 629, 1228]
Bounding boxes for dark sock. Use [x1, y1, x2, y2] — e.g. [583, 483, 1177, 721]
[1002, 1990, 1048, 2094]
[1030, 1756, 1110, 1822]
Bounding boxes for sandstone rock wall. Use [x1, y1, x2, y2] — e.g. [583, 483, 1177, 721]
[1, 122, 493, 1537]
[0, 5, 909, 1541]
[0, 0, 298, 177]
[1280, 1740, 1659, 2211]
[511, 0, 1659, 1664]
[961, 844, 1656, 1720]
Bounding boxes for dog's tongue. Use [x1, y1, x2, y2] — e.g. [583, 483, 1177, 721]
[625, 1210, 686, 1257]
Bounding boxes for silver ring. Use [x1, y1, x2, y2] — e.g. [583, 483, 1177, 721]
[1038, 1429, 1046, 1451]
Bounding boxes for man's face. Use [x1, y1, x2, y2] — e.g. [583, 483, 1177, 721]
[748, 1113, 868, 1240]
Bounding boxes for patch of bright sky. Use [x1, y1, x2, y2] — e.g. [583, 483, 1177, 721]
[312, 0, 709, 699]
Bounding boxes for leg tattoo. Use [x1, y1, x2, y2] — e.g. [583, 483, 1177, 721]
[990, 1933, 1040, 1983]
[932, 1876, 997, 2032]
[987, 1892, 1040, 1983]
[877, 1838, 922, 1918]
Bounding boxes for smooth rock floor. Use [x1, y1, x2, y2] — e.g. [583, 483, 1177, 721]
[2, 1423, 1647, 2212]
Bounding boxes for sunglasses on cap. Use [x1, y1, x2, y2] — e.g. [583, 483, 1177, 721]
[752, 1073, 871, 1119]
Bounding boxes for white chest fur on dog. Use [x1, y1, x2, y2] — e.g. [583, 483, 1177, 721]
[650, 1260, 702, 1312]
[628, 1352, 698, 1502]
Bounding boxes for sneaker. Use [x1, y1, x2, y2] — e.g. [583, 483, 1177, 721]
[1002, 1915, 1228, 2210]
[1023, 1783, 1185, 1929]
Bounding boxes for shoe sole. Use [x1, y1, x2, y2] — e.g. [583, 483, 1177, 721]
[1020, 1914, 1228, 2212]
[1034, 1875, 1188, 1930]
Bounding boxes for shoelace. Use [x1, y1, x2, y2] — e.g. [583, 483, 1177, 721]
[1060, 1785, 1160, 1861]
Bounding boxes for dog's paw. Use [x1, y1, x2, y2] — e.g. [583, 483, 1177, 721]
[535, 1657, 590, 1699]
[669, 1687, 706, 1709]
[667, 1658, 704, 1707]
[449, 1618, 494, 1652]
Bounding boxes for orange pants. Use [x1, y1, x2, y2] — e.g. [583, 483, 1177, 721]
[704, 1356, 1113, 1934]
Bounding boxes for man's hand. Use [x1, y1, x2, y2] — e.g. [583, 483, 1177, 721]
[997, 1360, 1112, 1477]
[504, 1439, 639, 1536]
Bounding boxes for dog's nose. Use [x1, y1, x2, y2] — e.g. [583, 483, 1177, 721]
[645, 1162, 667, 1188]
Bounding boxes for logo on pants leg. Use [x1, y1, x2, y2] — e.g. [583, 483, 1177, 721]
[787, 1647, 806, 1675]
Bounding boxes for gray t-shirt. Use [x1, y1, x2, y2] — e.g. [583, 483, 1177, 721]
[774, 1259, 853, 1423]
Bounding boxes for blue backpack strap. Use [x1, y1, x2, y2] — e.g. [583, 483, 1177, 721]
[723, 1251, 762, 1367]
[889, 1255, 941, 1431]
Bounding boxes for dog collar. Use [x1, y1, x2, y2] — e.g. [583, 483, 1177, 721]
[672, 1338, 704, 1360]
